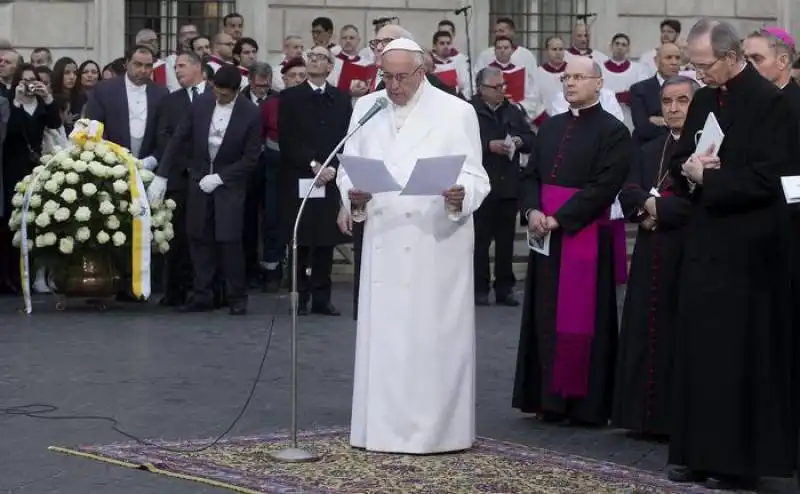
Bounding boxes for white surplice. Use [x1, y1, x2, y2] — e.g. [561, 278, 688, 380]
[337, 81, 491, 454]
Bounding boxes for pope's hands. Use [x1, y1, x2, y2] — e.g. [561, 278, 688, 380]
[146, 176, 168, 204]
[198, 174, 223, 194]
[348, 188, 373, 207]
[442, 184, 465, 211]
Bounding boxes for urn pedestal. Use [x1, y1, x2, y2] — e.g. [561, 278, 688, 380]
[51, 252, 121, 310]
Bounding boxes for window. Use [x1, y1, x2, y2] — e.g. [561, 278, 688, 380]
[489, 0, 589, 62]
[125, 0, 236, 55]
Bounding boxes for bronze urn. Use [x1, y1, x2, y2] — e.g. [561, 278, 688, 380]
[51, 252, 121, 298]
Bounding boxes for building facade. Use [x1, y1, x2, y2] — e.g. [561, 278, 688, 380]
[2, 0, 797, 67]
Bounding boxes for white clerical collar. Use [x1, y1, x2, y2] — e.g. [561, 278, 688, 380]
[569, 99, 600, 117]
[307, 80, 327, 92]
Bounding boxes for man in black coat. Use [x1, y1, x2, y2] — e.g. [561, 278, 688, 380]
[147, 65, 262, 315]
[471, 67, 534, 307]
[278, 46, 351, 316]
[666, 20, 794, 490]
[152, 50, 207, 307]
[629, 42, 681, 146]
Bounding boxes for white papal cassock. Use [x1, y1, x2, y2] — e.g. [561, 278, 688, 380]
[337, 80, 491, 454]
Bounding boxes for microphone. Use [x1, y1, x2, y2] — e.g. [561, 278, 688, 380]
[454, 5, 472, 14]
[357, 97, 389, 126]
[575, 13, 597, 20]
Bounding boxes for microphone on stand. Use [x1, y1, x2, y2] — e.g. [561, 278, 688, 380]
[453, 5, 475, 97]
[453, 5, 472, 14]
[270, 96, 389, 463]
[575, 13, 598, 21]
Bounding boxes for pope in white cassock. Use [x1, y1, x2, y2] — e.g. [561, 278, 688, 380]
[336, 38, 491, 454]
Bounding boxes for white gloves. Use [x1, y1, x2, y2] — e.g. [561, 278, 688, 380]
[147, 176, 168, 204]
[140, 155, 159, 171]
[199, 173, 224, 194]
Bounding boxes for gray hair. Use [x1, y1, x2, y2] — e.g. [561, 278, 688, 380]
[591, 61, 602, 77]
[248, 61, 273, 80]
[747, 29, 797, 60]
[687, 18, 744, 60]
[475, 67, 503, 89]
[661, 75, 700, 95]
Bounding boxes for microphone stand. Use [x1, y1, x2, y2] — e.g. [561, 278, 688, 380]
[455, 6, 474, 98]
[269, 121, 367, 463]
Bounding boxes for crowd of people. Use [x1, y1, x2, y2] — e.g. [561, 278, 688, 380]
[1, 8, 799, 490]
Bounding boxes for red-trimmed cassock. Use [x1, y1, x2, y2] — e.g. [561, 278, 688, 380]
[564, 46, 608, 64]
[152, 59, 168, 87]
[330, 52, 377, 93]
[533, 61, 567, 127]
[432, 55, 469, 97]
[206, 55, 249, 88]
[600, 59, 646, 131]
[488, 60, 543, 122]
[612, 131, 689, 437]
[512, 102, 633, 425]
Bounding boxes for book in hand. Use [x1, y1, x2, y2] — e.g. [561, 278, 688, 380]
[527, 230, 551, 256]
[694, 112, 724, 157]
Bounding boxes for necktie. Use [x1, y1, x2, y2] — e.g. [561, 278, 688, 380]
[191, 86, 199, 101]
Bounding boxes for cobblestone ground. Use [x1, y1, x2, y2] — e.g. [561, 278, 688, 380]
[0, 286, 795, 493]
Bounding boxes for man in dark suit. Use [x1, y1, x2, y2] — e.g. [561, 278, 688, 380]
[279, 45, 351, 316]
[630, 42, 681, 145]
[86, 44, 168, 301]
[147, 65, 262, 315]
[152, 50, 207, 306]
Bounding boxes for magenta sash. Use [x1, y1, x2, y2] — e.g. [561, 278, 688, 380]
[611, 220, 628, 285]
[541, 184, 606, 398]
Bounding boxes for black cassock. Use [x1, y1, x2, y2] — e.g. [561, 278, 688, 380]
[512, 104, 632, 425]
[667, 65, 795, 478]
[612, 133, 690, 436]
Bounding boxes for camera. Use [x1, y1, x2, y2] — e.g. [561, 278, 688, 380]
[24, 82, 36, 94]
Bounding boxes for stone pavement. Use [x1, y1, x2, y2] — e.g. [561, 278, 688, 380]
[0, 287, 795, 494]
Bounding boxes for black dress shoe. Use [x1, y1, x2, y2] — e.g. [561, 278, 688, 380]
[311, 303, 340, 316]
[213, 288, 228, 308]
[297, 303, 309, 316]
[159, 292, 186, 307]
[538, 410, 566, 423]
[179, 300, 215, 312]
[495, 293, 520, 307]
[229, 302, 247, 316]
[666, 466, 709, 483]
[704, 475, 758, 491]
[475, 293, 490, 306]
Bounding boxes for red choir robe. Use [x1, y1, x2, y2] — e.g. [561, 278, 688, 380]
[432, 57, 460, 91]
[152, 59, 168, 86]
[601, 59, 646, 131]
[513, 103, 632, 425]
[334, 53, 378, 92]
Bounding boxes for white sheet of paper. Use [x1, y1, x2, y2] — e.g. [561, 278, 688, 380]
[649, 187, 662, 198]
[527, 230, 551, 256]
[694, 112, 724, 157]
[504, 134, 515, 160]
[781, 176, 800, 204]
[400, 155, 466, 196]
[609, 196, 624, 220]
[298, 178, 325, 199]
[338, 155, 403, 194]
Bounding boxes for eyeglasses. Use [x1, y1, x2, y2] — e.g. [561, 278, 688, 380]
[481, 82, 507, 91]
[369, 38, 395, 50]
[693, 58, 722, 73]
[307, 53, 332, 63]
[382, 65, 423, 84]
[559, 74, 602, 83]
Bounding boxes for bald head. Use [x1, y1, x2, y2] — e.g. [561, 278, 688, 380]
[573, 23, 590, 50]
[570, 55, 600, 75]
[656, 42, 681, 77]
[376, 24, 413, 41]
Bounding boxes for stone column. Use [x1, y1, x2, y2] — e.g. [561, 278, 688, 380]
[94, 0, 126, 65]
[237, 0, 270, 53]
[591, 0, 619, 52]
[471, 0, 491, 62]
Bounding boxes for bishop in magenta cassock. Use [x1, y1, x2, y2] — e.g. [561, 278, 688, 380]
[512, 56, 632, 426]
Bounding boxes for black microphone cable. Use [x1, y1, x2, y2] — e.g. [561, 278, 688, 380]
[0, 295, 281, 454]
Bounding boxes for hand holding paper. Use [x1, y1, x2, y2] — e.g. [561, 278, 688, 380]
[338, 155, 402, 194]
[400, 155, 466, 196]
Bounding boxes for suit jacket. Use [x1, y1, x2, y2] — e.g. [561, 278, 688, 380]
[154, 87, 194, 191]
[377, 73, 458, 97]
[630, 75, 666, 145]
[159, 93, 262, 241]
[85, 76, 168, 158]
[278, 81, 352, 247]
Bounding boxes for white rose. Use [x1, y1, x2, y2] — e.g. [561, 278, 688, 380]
[151, 212, 163, 228]
[81, 183, 98, 197]
[59, 237, 75, 254]
[30, 181, 41, 193]
[153, 230, 166, 244]
[75, 226, 91, 243]
[79, 151, 95, 162]
[38, 170, 51, 181]
[112, 231, 126, 246]
[65, 172, 80, 185]
[35, 235, 47, 248]
[96, 231, 110, 244]
[139, 169, 154, 183]
[7, 213, 19, 230]
[44, 180, 59, 194]
[72, 160, 88, 173]
[11, 193, 23, 208]
[60, 188, 78, 204]
[32, 165, 45, 175]
[26, 239, 33, 250]
[128, 202, 142, 216]
[111, 165, 127, 178]
[28, 194, 42, 209]
[45, 233, 57, 246]
[14, 181, 26, 193]
[106, 215, 120, 230]
[51, 171, 66, 185]
[43, 200, 59, 214]
[164, 210, 173, 222]
[53, 207, 71, 222]
[34, 212, 50, 228]
[102, 153, 119, 165]
[82, 140, 96, 151]
[55, 149, 71, 161]
[165, 199, 177, 210]
[69, 146, 82, 158]
[119, 200, 129, 211]
[95, 142, 109, 156]
[98, 201, 115, 215]
[158, 242, 170, 254]
[88, 162, 107, 178]
[113, 180, 129, 194]
[61, 157, 76, 170]
[74, 206, 91, 222]
[39, 154, 53, 165]
[11, 231, 21, 247]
